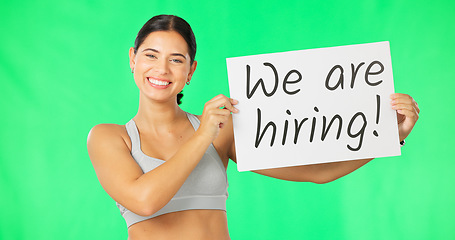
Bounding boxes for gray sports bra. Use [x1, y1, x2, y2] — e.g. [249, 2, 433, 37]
[116, 112, 229, 228]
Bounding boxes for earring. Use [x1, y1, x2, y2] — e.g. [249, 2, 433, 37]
[131, 69, 134, 73]
[186, 81, 190, 85]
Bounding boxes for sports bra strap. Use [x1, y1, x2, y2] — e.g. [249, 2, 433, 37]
[125, 120, 141, 154]
[185, 112, 200, 130]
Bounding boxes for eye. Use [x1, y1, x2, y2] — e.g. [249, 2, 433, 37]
[146, 54, 157, 59]
[170, 58, 183, 63]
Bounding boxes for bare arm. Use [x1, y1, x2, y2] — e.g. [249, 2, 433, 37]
[88, 124, 213, 216]
[88, 95, 239, 216]
[228, 138, 372, 183]
[227, 93, 419, 183]
[252, 159, 372, 183]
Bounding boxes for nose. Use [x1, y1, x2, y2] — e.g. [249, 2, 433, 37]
[154, 58, 169, 75]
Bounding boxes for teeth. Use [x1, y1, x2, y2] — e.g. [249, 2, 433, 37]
[148, 78, 170, 86]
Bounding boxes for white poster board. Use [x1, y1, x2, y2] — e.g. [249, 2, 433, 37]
[226, 41, 400, 172]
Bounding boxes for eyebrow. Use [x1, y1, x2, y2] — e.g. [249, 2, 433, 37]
[142, 48, 186, 59]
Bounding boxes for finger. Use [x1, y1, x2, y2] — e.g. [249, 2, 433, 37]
[229, 98, 239, 105]
[226, 98, 239, 112]
[391, 100, 420, 118]
[211, 108, 233, 116]
[210, 94, 233, 103]
[391, 94, 420, 113]
[209, 97, 239, 113]
[202, 110, 230, 127]
[222, 103, 239, 113]
[390, 93, 413, 105]
[212, 94, 238, 107]
[396, 108, 419, 123]
[204, 108, 232, 119]
[396, 111, 406, 124]
[412, 99, 420, 114]
[205, 94, 227, 104]
[205, 107, 231, 118]
[391, 103, 415, 112]
[390, 93, 412, 99]
[211, 110, 232, 128]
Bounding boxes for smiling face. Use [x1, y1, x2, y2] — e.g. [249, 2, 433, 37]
[129, 30, 197, 104]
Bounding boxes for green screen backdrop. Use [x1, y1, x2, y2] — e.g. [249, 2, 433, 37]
[1, 0, 454, 239]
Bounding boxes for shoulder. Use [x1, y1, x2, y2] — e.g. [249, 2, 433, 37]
[88, 123, 126, 141]
[87, 123, 132, 155]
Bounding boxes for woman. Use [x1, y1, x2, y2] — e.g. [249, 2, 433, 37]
[87, 15, 419, 239]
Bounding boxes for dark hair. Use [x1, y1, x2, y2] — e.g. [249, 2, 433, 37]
[134, 15, 196, 105]
[134, 15, 196, 64]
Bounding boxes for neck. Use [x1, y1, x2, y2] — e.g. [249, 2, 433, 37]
[133, 93, 186, 132]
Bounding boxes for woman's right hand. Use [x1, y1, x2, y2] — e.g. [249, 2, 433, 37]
[198, 94, 238, 141]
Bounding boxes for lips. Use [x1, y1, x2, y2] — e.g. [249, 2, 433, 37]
[146, 77, 172, 89]
[147, 77, 171, 86]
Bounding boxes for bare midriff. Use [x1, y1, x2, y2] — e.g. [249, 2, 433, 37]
[127, 209, 230, 240]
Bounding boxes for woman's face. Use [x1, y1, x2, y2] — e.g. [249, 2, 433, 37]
[129, 30, 196, 104]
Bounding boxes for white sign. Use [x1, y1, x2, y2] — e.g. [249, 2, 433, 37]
[227, 41, 400, 172]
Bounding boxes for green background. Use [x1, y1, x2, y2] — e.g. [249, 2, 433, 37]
[1, 0, 454, 239]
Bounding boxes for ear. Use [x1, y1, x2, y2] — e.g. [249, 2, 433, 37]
[129, 47, 136, 72]
[188, 60, 197, 81]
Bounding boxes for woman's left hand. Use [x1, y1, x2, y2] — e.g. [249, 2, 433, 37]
[390, 93, 420, 141]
